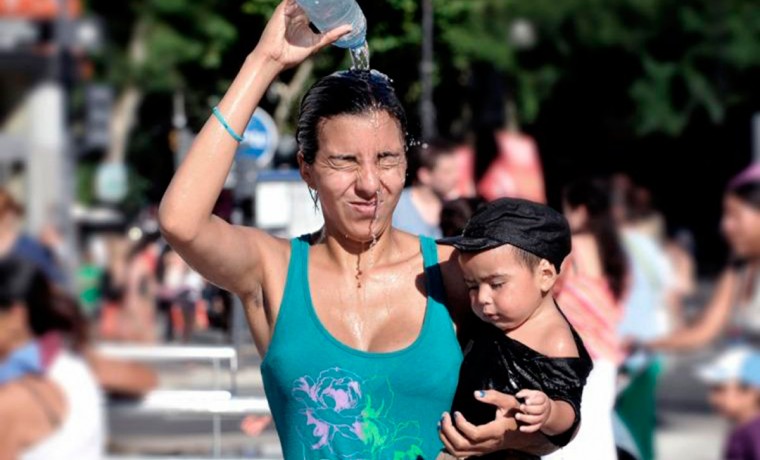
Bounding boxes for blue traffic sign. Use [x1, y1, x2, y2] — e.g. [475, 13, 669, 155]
[237, 108, 279, 168]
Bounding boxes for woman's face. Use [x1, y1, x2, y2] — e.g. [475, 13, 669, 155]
[301, 111, 407, 243]
[722, 194, 760, 258]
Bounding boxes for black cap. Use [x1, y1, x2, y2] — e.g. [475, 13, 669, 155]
[438, 198, 571, 271]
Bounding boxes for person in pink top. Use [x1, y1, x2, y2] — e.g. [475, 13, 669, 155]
[545, 178, 628, 460]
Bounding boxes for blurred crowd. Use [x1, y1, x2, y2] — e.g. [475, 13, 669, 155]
[1, 138, 759, 459]
[396, 140, 760, 460]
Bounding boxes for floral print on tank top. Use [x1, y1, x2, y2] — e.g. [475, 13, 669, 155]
[293, 367, 425, 459]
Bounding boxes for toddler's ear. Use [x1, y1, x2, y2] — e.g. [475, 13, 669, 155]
[537, 259, 558, 293]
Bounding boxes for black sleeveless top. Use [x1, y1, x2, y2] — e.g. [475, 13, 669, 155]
[451, 304, 593, 459]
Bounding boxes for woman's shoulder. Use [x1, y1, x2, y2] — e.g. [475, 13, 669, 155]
[0, 377, 64, 452]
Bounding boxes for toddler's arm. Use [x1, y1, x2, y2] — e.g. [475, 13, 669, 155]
[514, 389, 576, 437]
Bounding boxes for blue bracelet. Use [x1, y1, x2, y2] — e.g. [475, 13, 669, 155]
[211, 106, 244, 143]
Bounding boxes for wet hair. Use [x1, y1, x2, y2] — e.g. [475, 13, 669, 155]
[409, 138, 458, 183]
[564, 179, 628, 300]
[296, 70, 408, 165]
[0, 258, 88, 351]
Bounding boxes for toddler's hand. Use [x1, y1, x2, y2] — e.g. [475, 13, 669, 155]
[514, 389, 551, 433]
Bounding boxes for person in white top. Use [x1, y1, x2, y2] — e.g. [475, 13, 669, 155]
[0, 258, 104, 460]
[646, 163, 760, 351]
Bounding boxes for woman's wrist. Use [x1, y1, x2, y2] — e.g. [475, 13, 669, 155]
[246, 49, 286, 80]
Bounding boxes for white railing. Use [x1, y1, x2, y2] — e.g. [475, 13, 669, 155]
[99, 344, 269, 458]
[96, 343, 239, 393]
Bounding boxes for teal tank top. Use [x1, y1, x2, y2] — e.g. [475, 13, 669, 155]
[261, 235, 463, 460]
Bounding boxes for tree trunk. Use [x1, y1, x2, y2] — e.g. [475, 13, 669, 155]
[107, 18, 148, 162]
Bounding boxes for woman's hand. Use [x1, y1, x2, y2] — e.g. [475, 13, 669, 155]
[438, 390, 521, 458]
[254, 0, 352, 71]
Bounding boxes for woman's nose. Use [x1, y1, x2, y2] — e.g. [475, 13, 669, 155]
[355, 163, 380, 198]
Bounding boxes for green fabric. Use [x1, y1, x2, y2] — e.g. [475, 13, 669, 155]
[76, 264, 103, 317]
[261, 235, 463, 459]
[615, 359, 662, 460]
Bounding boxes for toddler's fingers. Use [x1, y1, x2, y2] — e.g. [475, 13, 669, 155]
[519, 423, 542, 433]
[520, 404, 546, 416]
[515, 412, 543, 425]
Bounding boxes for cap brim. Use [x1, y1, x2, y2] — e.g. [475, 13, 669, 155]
[436, 235, 504, 252]
[696, 366, 732, 385]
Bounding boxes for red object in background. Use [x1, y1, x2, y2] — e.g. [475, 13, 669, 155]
[0, 0, 81, 19]
[477, 130, 546, 204]
[451, 144, 477, 200]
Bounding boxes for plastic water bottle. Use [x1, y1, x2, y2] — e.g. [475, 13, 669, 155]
[295, 0, 367, 50]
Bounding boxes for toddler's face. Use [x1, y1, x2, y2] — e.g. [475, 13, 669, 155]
[459, 245, 546, 331]
[708, 381, 760, 423]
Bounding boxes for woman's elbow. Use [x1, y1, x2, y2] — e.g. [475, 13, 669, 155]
[158, 200, 198, 244]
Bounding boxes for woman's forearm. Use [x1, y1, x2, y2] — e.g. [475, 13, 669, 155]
[159, 51, 281, 242]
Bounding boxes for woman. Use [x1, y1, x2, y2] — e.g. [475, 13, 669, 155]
[646, 163, 760, 350]
[0, 258, 104, 460]
[159, 1, 557, 458]
[545, 179, 628, 460]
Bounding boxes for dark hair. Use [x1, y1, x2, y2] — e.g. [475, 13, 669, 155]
[409, 138, 458, 183]
[0, 258, 88, 351]
[440, 197, 486, 237]
[564, 179, 628, 300]
[510, 245, 542, 272]
[727, 182, 760, 211]
[296, 70, 408, 164]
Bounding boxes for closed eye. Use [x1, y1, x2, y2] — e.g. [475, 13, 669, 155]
[327, 155, 358, 170]
[377, 152, 403, 168]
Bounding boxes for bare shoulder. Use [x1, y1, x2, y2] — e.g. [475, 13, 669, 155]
[435, 245, 471, 323]
[0, 382, 26, 416]
[241, 226, 291, 262]
[532, 314, 579, 359]
[234, 226, 291, 293]
[0, 378, 63, 453]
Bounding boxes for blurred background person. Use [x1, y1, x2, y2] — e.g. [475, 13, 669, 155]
[0, 258, 104, 460]
[439, 196, 486, 238]
[646, 164, 760, 351]
[392, 138, 460, 238]
[157, 247, 207, 342]
[0, 189, 66, 287]
[613, 176, 678, 460]
[696, 347, 760, 460]
[120, 219, 163, 344]
[545, 178, 628, 460]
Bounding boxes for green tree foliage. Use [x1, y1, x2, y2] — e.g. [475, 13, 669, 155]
[89, 0, 759, 182]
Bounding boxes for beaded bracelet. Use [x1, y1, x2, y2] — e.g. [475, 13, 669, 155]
[211, 106, 244, 143]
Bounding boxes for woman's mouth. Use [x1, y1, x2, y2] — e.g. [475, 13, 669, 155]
[348, 200, 379, 218]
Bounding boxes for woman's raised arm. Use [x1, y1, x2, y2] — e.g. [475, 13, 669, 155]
[158, 0, 350, 295]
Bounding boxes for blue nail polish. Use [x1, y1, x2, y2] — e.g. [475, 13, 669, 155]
[478, 390, 486, 398]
